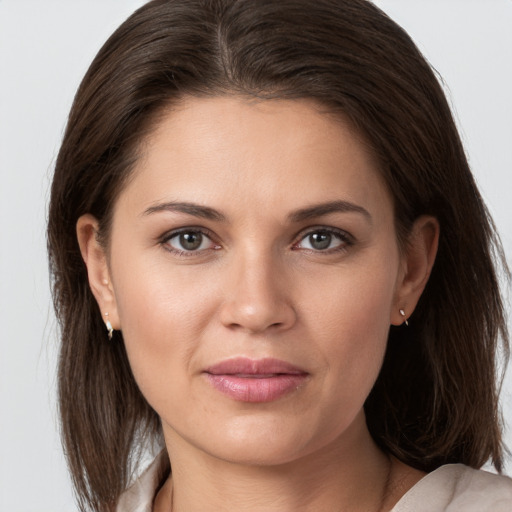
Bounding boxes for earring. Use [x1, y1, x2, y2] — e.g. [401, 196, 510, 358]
[104, 312, 114, 340]
[399, 309, 409, 326]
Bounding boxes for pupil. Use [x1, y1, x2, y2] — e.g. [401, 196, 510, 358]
[180, 232, 202, 250]
[310, 232, 331, 250]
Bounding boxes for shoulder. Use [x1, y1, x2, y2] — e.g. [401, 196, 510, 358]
[392, 464, 512, 512]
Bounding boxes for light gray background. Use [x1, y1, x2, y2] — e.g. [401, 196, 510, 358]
[0, 1, 511, 510]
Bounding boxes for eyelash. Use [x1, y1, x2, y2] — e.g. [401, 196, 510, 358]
[159, 226, 354, 257]
[292, 227, 354, 254]
[159, 227, 220, 257]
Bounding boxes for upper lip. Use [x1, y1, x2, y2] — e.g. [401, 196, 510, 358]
[205, 357, 307, 376]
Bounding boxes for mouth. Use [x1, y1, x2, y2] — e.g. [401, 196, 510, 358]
[204, 357, 309, 403]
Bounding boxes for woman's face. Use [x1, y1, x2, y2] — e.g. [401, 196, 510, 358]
[88, 97, 421, 465]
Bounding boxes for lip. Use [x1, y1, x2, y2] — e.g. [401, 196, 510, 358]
[204, 357, 309, 403]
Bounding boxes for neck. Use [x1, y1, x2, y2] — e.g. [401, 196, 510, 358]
[157, 415, 398, 512]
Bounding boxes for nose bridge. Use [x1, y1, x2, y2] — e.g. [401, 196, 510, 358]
[220, 242, 296, 333]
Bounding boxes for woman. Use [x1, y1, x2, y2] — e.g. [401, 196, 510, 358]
[47, 0, 512, 511]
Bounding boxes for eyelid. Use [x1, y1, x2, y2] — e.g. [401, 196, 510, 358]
[292, 226, 354, 251]
[159, 226, 221, 255]
[157, 225, 354, 256]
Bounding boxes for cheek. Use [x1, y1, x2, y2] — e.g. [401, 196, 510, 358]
[305, 255, 397, 339]
[110, 253, 218, 405]
[304, 253, 399, 394]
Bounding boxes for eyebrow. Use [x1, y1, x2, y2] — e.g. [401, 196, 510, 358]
[141, 199, 371, 224]
[288, 200, 372, 224]
[142, 201, 226, 221]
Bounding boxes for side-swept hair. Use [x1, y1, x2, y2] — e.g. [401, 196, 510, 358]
[47, 1, 509, 510]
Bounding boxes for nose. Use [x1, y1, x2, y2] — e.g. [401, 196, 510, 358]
[219, 251, 297, 334]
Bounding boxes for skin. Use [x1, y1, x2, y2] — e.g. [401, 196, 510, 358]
[78, 97, 439, 511]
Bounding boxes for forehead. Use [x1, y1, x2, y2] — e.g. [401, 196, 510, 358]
[115, 96, 392, 222]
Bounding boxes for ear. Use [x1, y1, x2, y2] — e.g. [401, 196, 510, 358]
[76, 214, 120, 330]
[391, 215, 439, 326]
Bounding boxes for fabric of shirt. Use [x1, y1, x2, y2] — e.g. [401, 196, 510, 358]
[116, 454, 512, 512]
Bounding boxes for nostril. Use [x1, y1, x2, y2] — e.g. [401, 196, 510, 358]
[221, 307, 295, 334]
[218, 279, 297, 333]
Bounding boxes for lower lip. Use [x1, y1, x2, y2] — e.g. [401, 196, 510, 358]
[205, 374, 308, 402]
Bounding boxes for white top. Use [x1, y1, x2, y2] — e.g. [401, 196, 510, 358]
[117, 454, 512, 512]
[392, 463, 512, 511]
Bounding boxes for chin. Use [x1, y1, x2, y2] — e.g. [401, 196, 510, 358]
[169, 408, 354, 468]
[205, 435, 312, 467]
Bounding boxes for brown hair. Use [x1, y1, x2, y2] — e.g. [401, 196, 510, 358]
[48, 0, 510, 510]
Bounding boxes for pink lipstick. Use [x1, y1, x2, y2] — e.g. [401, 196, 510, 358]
[204, 357, 308, 403]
